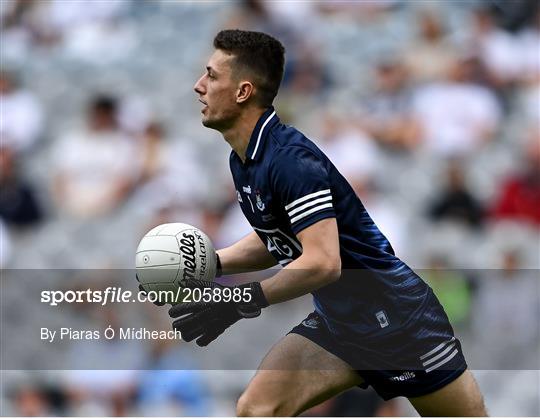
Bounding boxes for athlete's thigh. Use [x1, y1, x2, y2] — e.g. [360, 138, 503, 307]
[240, 333, 363, 416]
[408, 369, 487, 417]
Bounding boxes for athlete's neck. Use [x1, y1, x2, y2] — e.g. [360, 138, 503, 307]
[222, 107, 267, 163]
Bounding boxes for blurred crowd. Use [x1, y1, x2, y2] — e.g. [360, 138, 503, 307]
[1, 0, 539, 416]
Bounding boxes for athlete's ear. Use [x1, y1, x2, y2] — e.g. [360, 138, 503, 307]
[236, 81, 254, 104]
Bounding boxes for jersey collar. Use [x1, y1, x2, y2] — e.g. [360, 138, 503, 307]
[245, 107, 279, 162]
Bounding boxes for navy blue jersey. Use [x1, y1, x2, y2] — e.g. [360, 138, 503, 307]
[229, 107, 430, 338]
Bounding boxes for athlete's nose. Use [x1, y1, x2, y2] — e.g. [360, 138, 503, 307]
[194, 74, 205, 95]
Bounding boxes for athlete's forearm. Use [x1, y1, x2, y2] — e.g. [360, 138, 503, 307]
[261, 254, 341, 305]
[217, 231, 277, 275]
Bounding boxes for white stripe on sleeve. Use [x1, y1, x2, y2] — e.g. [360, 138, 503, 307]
[290, 203, 333, 225]
[288, 195, 332, 217]
[285, 189, 331, 211]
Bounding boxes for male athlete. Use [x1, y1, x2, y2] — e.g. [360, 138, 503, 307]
[169, 29, 487, 416]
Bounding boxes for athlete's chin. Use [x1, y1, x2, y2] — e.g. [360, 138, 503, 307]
[201, 111, 236, 131]
[201, 114, 225, 130]
[201, 117, 215, 128]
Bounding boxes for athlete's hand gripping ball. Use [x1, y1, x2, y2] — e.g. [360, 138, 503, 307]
[169, 278, 268, 346]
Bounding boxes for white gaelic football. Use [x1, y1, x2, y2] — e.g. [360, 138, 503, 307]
[135, 223, 217, 296]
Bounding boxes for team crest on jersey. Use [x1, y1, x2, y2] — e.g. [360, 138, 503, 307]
[376, 310, 389, 328]
[255, 190, 265, 211]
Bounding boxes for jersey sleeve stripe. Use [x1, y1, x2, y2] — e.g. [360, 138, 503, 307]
[287, 195, 332, 217]
[285, 189, 331, 211]
[290, 202, 333, 225]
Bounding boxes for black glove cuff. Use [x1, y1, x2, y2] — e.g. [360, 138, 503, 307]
[231, 282, 268, 319]
[216, 253, 222, 278]
[253, 281, 269, 308]
[242, 281, 269, 309]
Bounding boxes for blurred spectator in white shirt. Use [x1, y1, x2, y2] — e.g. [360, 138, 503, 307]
[0, 0, 34, 62]
[519, 75, 540, 126]
[516, 9, 540, 83]
[36, 0, 129, 34]
[117, 95, 152, 137]
[360, 60, 419, 152]
[515, 17, 539, 124]
[317, 112, 380, 197]
[263, 1, 320, 36]
[316, 112, 407, 256]
[404, 10, 460, 83]
[52, 95, 142, 218]
[0, 70, 43, 153]
[28, 0, 135, 62]
[129, 121, 210, 222]
[469, 7, 523, 87]
[412, 57, 502, 157]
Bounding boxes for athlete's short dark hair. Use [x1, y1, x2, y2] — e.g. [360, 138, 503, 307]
[213, 29, 285, 107]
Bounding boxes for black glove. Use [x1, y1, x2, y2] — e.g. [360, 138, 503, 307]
[169, 279, 268, 346]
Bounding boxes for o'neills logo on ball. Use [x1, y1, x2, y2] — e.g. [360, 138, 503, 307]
[179, 232, 197, 281]
[194, 230, 207, 276]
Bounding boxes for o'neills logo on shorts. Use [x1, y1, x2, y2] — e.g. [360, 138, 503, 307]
[179, 232, 197, 281]
[390, 372, 416, 382]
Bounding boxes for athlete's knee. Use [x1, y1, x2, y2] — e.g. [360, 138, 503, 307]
[236, 393, 273, 417]
[462, 371, 489, 416]
[469, 389, 489, 416]
[475, 400, 489, 416]
[236, 391, 293, 417]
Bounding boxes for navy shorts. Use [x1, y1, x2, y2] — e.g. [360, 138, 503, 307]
[289, 289, 467, 401]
